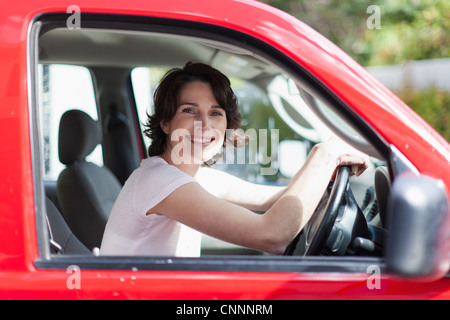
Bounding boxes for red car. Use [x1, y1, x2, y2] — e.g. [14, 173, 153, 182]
[0, 0, 449, 300]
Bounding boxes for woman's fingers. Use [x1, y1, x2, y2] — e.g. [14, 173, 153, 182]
[320, 136, 370, 176]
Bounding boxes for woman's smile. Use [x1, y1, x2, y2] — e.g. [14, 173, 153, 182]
[188, 135, 216, 147]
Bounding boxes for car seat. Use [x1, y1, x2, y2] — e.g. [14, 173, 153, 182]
[45, 196, 91, 255]
[57, 109, 122, 250]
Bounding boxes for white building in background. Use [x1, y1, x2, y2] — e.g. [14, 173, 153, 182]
[366, 58, 450, 93]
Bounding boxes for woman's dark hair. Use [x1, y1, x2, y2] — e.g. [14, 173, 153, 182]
[143, 62, 243, 164]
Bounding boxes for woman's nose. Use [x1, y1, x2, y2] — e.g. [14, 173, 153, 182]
[193, 119, 211, 135]
[198, 114, 212, 132]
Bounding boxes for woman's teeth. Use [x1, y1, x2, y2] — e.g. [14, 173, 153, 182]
[191, 137, 213, 143]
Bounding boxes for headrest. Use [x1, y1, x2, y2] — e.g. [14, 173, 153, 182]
[58, 110, 102, 165]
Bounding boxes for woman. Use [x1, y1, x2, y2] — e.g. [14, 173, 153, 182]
[100, 62, 369, 256]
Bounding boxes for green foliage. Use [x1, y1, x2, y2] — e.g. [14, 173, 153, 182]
[399, 86, 450, 142]
[360, 0, 450, 66]
[259, 0, 450, 65]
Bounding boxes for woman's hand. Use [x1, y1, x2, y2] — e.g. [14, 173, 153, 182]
[313, 136, 371, 177]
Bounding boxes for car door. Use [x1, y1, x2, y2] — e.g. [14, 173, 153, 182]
[1, 0, 449, 300]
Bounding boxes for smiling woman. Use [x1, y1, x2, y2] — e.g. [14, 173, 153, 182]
[100, 62, 370, 257]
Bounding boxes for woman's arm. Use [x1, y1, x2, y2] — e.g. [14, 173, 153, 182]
[224, 181, 286, 212]
[200, 167, 286, 212]
[216, 136, 368, 212]
[150, 137, 370, 255]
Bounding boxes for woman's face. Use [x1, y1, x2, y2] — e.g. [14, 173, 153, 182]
[160, 81, 227, 164]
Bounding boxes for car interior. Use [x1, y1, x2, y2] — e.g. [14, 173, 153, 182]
[33, 14, 392, 261]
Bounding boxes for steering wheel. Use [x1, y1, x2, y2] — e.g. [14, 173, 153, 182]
[284, 166, 351, 256]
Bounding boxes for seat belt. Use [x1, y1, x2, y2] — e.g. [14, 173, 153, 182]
[45, 214, 64, 254]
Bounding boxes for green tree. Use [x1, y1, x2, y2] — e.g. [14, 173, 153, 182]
[400, 86, 450, 141]
[361, 0, 450, 65]
[259, 0, 450, 66]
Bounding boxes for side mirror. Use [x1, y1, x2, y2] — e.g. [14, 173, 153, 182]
[386, 172, 450, 281]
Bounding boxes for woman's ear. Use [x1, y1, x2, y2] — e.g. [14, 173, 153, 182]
[160, 120, 169, 135]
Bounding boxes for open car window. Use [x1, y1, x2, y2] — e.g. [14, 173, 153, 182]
[31, 13, 391, 273]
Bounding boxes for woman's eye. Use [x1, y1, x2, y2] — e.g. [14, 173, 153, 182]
[181, 108, 195, 114]
[212, 111, 224, 117]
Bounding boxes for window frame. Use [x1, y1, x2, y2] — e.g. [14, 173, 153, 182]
[29, 13, 390, 273]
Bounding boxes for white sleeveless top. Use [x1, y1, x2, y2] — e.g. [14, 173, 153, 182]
[100, 156, 227, 257]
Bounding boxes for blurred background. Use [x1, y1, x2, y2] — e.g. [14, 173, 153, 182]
[259, 0, 449, 141]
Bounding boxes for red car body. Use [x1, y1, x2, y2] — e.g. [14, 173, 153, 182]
[0, 0, 449, 299]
